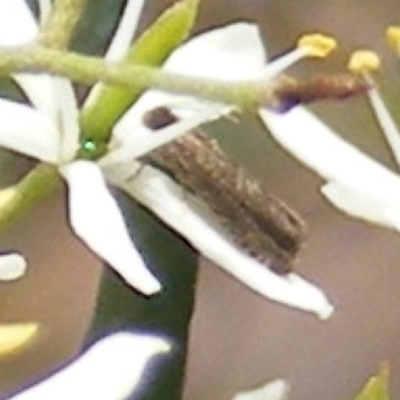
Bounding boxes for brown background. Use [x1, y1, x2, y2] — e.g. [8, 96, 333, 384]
[1, 0, 400, 399]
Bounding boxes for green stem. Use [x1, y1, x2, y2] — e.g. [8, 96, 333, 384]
[0, 47, 266, 110]
[0, 164, 60, 234]
[38, 0, 90, 49]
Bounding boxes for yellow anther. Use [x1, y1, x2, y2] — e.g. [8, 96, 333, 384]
[297, 33, 337, 58]
[348, 50, 381, 75]
[386, 26, 400, 52]
[0, 323, 40, 358]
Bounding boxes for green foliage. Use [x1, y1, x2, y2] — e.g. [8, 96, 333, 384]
[85, 195, 199, 400]
[353, 365, 390, 400]
[80, 0, 200, 147]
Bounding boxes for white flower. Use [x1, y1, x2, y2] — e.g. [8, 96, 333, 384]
[259, 47, 400, 233]
[232, 379, 290, 400]
[0, 0, 333, 318]
[8, 331, 170, 400]
[0, 0, 160, 295]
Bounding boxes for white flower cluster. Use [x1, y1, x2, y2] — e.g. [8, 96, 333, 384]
[0, 0, 342, 397]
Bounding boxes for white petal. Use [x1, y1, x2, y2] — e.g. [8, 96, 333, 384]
[13, 76, 79, 158]
[0, 98, 59, 163]
[38, 0, 52, 24]
[9, 332, 170, 400]
[164, 22, 266, 79]
[60, 161, 161, 295]
[233, 379, 290, 400]
[260, 107, 400, 223]
[113, 22, 266, 144]
[322, 182, 400, 230]
[84, 0, 145, 108]
[14, 74, 63, 124]
[0, 0, 38, 46]
[0, 253, 27, 281]
[101, 106, 221, 166]
[107, 163, 333, 319]
[54, 78, 80, 162]
[105, 0, 145, 62]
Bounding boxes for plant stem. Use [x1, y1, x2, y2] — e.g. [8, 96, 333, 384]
[38, 0, 90, 49]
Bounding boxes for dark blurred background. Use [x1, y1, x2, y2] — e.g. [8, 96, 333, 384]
[1, 0, 400, 399]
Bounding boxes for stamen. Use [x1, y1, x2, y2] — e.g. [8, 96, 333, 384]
[349, 50, 400, 168]
[348, 50, 381, 75]
[297, 33, 337, 58]
[260, 34, 337, 80]
[386, 26, 400, 55]
[0, 323, 39, 358]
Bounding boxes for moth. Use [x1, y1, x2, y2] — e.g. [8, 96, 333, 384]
[142, 106, 305, 275]
[141, 73, 367, 274]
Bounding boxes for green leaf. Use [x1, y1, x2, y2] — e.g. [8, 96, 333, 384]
[80, 0, 200, 149]
[353, 364, 390, 400]
[84, 194, 199, 400]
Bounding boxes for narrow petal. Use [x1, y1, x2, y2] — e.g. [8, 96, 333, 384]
[59, 161, 161, 295]
[322, 182, 400, 230]
[107, 163, 333, 319]
[113, 22, 266, 144]
[0, 323, 39, 358]
[0, 0, 38, 46]
[162, 22, 266, 79]
[100, 107, 221, 166]
[14, 74, 63, 125]
[104, 0, 145, 62]
[0, 98, 59, 163]
[54, 78, 80, 163]
[233, 379, 290, 400]
[38, 0, 52, 24]
[83, 0, 145, 108]
[13, 76, 79, 161]
[260, 107, 400, 227]
[9, 332, 170, 400]
[0, 253, 27, 281]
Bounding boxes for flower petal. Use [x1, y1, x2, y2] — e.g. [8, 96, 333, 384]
[54, 78, 80, 162]
[163, 22, 266, 79]
[0, 253, 27, 281]
[322, 182, 400, 230]
[104, 0, 145, 62]
[0, 0, 38, 46]
[232, 379, 290, 400]
[83, 0, 145, 108]
[260, 107, 400, 228]
[59, 161, 160, 295]
[37, 0, 52, 24]
[100, 106, 221, 166]
[14, 74, 64, 125]
[113, 22, 266, 144]
[107, 162, 333, 319]
[0, 98, 59, 162]
[9, 332, 170, 400]
[14, 76, 79, 162]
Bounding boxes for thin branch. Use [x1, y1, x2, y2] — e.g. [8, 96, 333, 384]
[0, 164, 60, 235]
[38, 0, 90, 49]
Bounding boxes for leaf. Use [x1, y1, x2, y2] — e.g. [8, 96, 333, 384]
[84, 194, 199, 400]
[80, 0, 200, 145]
[353, 364, 390, 400]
